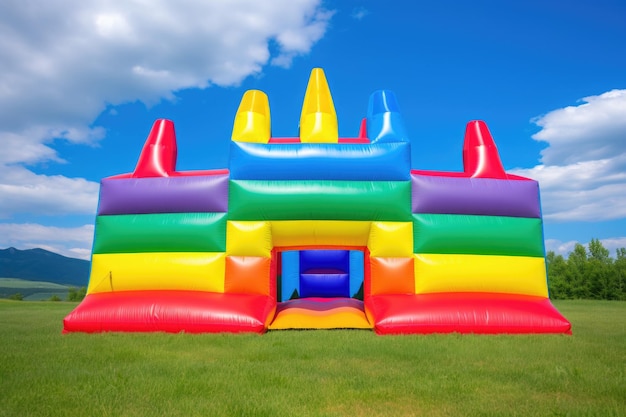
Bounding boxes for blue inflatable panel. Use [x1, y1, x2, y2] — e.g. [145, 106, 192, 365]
[349, 250, 364, 297]
[229, 141, 411, 180]
[300, 273, 350, 298]
[300, 250, 349, 273]
[281, 251, 300, 301]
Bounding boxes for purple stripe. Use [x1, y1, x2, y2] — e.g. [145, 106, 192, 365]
[98, 175, 229, 215]
[412, 175, 541, 218]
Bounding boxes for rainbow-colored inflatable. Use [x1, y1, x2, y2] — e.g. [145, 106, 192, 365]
[63, 68, 571, 335]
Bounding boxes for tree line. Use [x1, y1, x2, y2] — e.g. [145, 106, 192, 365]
[8, 286, 86, 302]
[547, 239, 626, 300]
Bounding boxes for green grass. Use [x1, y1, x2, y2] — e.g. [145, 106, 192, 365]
[0, 300, 624, 417]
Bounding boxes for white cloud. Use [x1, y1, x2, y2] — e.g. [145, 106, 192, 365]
[0, 0, 332, 226]
[545, 239, 580, 257]
[0, 166, 99, 219]
[599, 237, 626, 256]
[0, 0, 332, 145]
[351, 7, 370, 20]
[512, 155, 626, 222]
[532, 90, 626, 165]
[0, 223, 94, 260]
[0, 127, 106, 166]
[511, 89, 626, 222]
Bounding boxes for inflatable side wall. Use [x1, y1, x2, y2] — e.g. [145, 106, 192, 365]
[63, 68, 571, 335]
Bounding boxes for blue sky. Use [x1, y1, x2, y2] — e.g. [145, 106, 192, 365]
[1, 0, 625, 260]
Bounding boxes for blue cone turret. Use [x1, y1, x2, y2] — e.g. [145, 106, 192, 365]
[367, 90, 409, 143]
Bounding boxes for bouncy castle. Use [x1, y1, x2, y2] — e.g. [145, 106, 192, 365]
[63, 68, 571, 335]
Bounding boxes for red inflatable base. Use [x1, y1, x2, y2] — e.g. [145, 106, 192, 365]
[63, 290, 276, 334]
[367, 292, 572, 335]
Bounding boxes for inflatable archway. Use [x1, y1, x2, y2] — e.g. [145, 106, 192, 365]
[63, 68, 571, 335]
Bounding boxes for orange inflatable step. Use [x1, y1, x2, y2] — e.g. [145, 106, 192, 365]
[269, 297, 372, 330]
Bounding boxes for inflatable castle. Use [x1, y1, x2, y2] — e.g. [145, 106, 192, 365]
[63, 68, 571, 335]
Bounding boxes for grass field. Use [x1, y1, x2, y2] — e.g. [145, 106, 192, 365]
[0, 278, 71, 301]
[0, 300, 624, 417]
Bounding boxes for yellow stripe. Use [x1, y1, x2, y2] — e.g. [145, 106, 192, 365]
[227, 220, 412, 253]
[226, 221, 272, 257]
[88, 252, 225, 294]
[270, 220, 371, 248]
[414, 253, 548, 297]
[368, 221, 413, 257]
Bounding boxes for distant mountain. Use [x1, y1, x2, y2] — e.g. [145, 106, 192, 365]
[0, 247, 89, 287]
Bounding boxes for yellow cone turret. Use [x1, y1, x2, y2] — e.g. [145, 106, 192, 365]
[231, 90, 271, 143]
[299, 68, 338, 143]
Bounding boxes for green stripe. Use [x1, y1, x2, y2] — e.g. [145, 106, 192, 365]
[93, 213, 227, 254]
[229, 180, 411, 221]
[413, 213, 544, 257]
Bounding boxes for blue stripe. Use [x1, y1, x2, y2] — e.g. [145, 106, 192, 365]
[229, 141, 410, 180]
